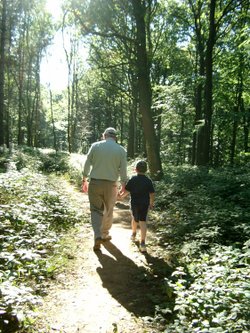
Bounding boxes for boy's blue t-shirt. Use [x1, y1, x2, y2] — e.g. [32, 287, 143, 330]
[125, 174, 155, 206]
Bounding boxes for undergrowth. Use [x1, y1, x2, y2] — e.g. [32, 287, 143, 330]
[1, 148, 249, 332]
[151, 165, 250, 332]
[0, 148, 86, 332]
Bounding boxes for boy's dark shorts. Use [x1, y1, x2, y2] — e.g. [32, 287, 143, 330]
[131, 204, 149, 222]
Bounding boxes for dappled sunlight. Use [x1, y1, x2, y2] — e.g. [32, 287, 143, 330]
[34, 183, 172, 332]
[1, 148, 249, 332]
[69, 153, 86, 170]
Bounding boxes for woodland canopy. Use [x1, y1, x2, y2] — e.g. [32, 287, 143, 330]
[0, 1, 250, 331]
[0, 0, 249, 179]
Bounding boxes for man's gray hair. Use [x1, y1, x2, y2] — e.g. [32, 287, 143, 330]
[103, 127, 117, 137]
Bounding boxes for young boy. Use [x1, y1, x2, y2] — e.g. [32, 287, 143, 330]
[120, 160, 155, 253]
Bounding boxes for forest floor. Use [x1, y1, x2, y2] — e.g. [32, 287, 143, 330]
[34, 179, 173, 333]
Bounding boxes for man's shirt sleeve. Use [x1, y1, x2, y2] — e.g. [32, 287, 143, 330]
[82, 145, 93, 178]
[119, 148, 128, 184]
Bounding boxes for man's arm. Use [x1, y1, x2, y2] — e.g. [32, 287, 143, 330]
[82, 146, 93, 193]
[119, 149, 128, 193]
[82, 155, 91, 180]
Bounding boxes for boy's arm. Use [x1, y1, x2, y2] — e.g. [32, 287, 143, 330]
[149, 192, 155, 209]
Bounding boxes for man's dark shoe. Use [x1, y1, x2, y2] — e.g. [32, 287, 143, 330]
[102, 235, 112, 241]
[93, 237, 102, 251]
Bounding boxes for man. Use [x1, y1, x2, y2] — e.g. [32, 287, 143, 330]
[82, 127, 127, 251]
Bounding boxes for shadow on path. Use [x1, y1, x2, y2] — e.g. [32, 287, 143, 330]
[134, 241, 173, 279]
[95, 241, 172, 318]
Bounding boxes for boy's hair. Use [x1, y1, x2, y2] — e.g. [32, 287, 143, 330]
[136, 160, 147, 173]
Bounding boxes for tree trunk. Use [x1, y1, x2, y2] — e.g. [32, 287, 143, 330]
[230, 62, 244, 165]
[127, 106, 136, 158]
[230, 106, 238, 166]
[49, 90, 57, 151]
[0, 0, 7, 146]
[132, 0, 163, 180]
[194, 62, 205, 165]
[34, 57, 41, 148]
[177, 115, 185, 165]
[189, 0, 205, 165]
[17, 47, 24, 145]
[202, 0, 216, 166]
[243, 105, 249, 153]
[127, 73, 138, 158]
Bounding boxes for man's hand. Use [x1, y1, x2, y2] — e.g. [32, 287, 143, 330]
[117, 192, 123, 200]
[118, 183, 126, 196]
[82, 179, 88, 193]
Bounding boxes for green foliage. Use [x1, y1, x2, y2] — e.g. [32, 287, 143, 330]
[162, 245, 250, 333]
[1, 148, 85, 185]
[66, 153, 86, 188]
[13, 149, 43, 172]
[0, 168, 83, 331]
[38, 150, 70, 174]
[0, 146, 43, 173]
[1, 149, 249, 333]
[154, 165, 250, 248]
[152, 165, 250, 332]
[163, 244, 250, 332]
[0, 155, 7, 173]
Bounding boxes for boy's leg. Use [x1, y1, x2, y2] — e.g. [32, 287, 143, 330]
[138, 204, 148, 252]
[131, 206, 139, 240]
[131, 218, 138, 234]
[138, 204, 148, 243]
[131, 218, 138, 241]
[139, 221, 147, 244]
[139, 221, 147, 252]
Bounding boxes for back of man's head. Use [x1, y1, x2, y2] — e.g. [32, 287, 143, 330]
[103, 127, 117, 139]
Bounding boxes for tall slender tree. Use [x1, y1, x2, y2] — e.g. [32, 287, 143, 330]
[69, 0, 163, 178]
[131, 0, 163, 179]
[0, 0, 7, 146]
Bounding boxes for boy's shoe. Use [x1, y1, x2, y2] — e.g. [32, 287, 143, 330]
[139, 243, 147, 253]
[93, 237, 102, 251]
[130, 233, 136, 242]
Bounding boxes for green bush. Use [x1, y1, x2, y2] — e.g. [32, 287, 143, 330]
[163, 245, 250, 333]
[0, 169, 83, 331]
[38, 151, 70, 174]
[152, 165, 250, 332]
[154, 165, 250, 249]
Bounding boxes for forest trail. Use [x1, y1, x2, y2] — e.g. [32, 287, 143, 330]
[35, 180, 171, 333]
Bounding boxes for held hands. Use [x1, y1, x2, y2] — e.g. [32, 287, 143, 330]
[117, 192, 124, 200]
[117, 191, 124, 200]
[117, 183, 127, 200]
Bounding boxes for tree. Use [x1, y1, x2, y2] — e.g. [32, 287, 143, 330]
[131, 0, 163, 179]
[68, 0, 163, 179]
[0, 0, 7, 146]
[212, 0, 250, 165]
[188, 0, 249, 166]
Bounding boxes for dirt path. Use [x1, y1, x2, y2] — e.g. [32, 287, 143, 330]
[35, 182, 171, 333]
